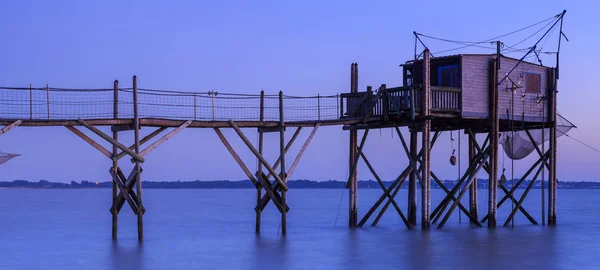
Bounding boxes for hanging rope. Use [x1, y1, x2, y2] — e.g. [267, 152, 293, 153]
[334, 136, 350, 227]
[450, 130, 457, 166]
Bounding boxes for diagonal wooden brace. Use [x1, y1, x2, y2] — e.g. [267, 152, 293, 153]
[437, 149, 491, 229]
[257, 125, 320, 210]
[228, 120, 287, 191]
[479, 160, 538, 225]
[345, 128, 370, 188]
[115, 167, 146, 214]
[264, 127, 303, 180]
[524, 129, 551, 170]
[431, 145, 491, 223]
[77, 119, 145, 163]
[116, 127, 167, 160]
[0, 120, 21, 136]
[480, 152, 548, 223]
[498, 184, 538, 225]
[503, 162, 544, 226]
[430, 172, 482, 226]
[357, 165, 412, 227]
[285, 124, 320, 181]
[359, 130, 440, 228]
[110, 167, 146, 215]
[371, 174, 405, 227]
[112, 168, 139, 214]
[397, 128, 441, 188]
[138, 120, 191, 157]
[65, 125, 112, 159]
[255, 172, 289, 213]
[360, 151, 411, 229]
[214, 128, 258, 188]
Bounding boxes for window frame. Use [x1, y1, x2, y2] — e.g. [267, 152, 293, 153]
[437, 64, 460, 87]
[524, 72, 542, 94]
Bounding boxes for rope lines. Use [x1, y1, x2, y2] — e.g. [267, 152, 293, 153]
[414, 12, 562, 57]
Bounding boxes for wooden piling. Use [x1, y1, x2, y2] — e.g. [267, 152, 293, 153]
[548, 68, 557, 225]
[488, 59, 499, 228]
[112, 79, 119, 240]
[468, 129, 478, 223]
[421, 49, 431, 230]
[46, 84, 50, 120]
[349, 63, 359, 227]
[408, 130, 418, 226]
[29, 84, 33, 120]
[278, 91, 287, 235]
[256, 90, 264, 233]
[133, 75, 144, 241]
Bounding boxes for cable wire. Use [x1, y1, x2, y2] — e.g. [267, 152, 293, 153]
[417, 13, 561, 55]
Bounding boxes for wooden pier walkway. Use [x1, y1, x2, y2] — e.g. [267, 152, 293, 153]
[0, 53, 560, 241]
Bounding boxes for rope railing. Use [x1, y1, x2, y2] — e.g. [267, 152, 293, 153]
[0, 86, 341, 122]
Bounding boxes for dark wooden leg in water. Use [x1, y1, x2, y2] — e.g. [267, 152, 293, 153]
[112, 79, 119, 240]
[133, 76, 144, 241]
[468, 130, 478, 224]
[548, 68, 558, 225]
[348, 63, 359, 228]
[421, 49, 431, 230]
[278, 91, 287, 235]
[408, 130, 418, 226]
[488, 59, 499, 228]
[256, 91, 265, 233]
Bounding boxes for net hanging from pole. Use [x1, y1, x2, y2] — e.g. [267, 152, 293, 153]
[500, 114, 574, 160]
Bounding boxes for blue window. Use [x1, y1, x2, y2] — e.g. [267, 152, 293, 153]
[438, 65, 459, 87]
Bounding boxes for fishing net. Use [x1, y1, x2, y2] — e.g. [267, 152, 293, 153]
[500, 114, 575, 160]
[0, 152, 19, 166]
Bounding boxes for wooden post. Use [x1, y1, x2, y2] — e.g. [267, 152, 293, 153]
[488, 58, 499, 228]
[408, 129, 418, 226]
[29, 84, 33, 120]
[46, 84, 50, 120]
[421, 49, 431, 230]
[133, 75, 144, 241]
[279, 91, 287, 235]
[112, 79, 119, 239]
[548, 68, 558, 225]
[468, 129, 478, 223]
[349, 63, 359, 227]
[381, 84, 388, 121]
[211, 90, 215, 121]
[193, 93, 197, 120]
[256, 90, 264, 233]
[335, 93, 344, 119]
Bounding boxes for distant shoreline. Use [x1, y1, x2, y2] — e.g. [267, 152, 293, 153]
[1, 180, 598, 189]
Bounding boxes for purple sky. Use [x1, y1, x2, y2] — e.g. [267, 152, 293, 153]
[0, 0, 597, 182]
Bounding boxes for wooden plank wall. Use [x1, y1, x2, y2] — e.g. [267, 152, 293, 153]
[461, 55, 550, 122]
[461, 55, 491, 119]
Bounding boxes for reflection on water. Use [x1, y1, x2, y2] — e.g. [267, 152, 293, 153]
[110, 242, 144, 270]
[0, 189, 596, 270]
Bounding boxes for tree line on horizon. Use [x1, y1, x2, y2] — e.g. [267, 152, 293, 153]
[0, 179, 599, 189]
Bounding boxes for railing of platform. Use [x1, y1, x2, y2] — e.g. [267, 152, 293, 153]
[0, 86, 341, 122]
[340, 86, 461, 118]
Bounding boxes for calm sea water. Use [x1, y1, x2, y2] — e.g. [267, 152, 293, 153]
[0, 188, 598, 270]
